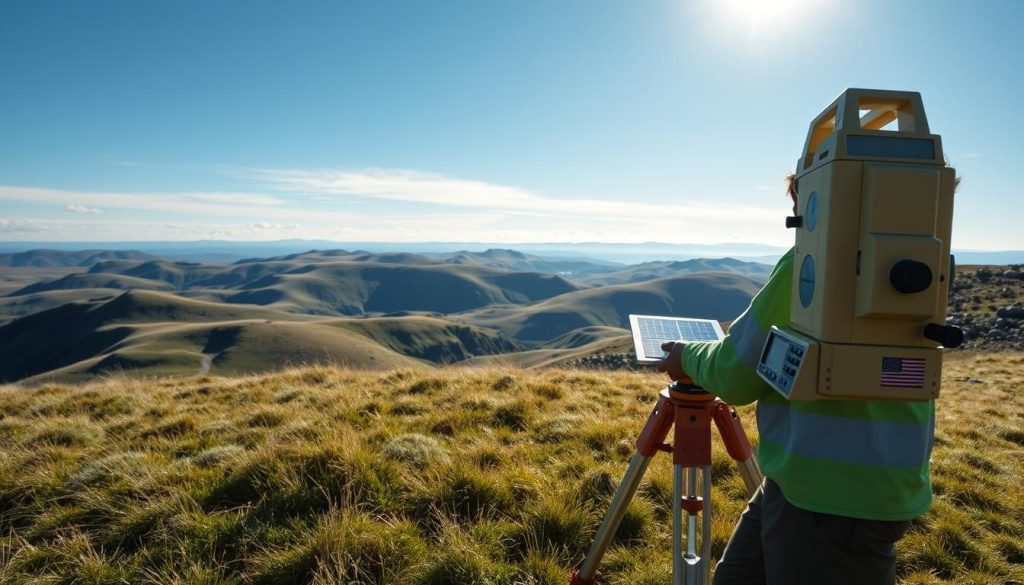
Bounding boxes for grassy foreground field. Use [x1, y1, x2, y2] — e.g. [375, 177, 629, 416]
[1, 353, 1022, 584]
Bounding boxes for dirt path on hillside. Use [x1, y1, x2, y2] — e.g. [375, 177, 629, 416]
[197, 354, 213, 375]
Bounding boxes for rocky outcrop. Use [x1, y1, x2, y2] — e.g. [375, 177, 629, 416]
[947, 265, 1024, 351]
[565, 352, 640, 371]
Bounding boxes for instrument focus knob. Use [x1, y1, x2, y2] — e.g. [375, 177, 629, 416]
[890, 259, 933, 294]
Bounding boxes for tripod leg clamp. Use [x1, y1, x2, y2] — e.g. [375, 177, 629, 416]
[681, 495, 704, 514]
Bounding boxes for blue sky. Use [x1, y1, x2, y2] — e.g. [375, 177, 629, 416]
[0, 0, 1021, 249]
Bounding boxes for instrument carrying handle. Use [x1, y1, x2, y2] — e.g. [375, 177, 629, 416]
[800, 88, 930, 171]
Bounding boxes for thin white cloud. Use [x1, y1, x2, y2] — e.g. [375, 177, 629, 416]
[190, 192, 285, 206]
[252, 222, 302, 230]
[65, 204, 102, 214]
[0, 185, 351, 223]
[964, 153, 983, 159]
[0, 219, 66, 233]
[245, 167, 782, 226]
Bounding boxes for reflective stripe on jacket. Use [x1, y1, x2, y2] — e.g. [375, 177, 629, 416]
[681, 248, 934, 520]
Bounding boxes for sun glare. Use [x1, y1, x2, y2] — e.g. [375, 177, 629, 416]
[722, 0, 808, 27]
[714, 0, 816, 44]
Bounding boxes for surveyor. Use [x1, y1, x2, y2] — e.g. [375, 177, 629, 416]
[656, 173, 934, 585]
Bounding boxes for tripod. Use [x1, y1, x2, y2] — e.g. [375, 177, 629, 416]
[570, 382, 763, 585]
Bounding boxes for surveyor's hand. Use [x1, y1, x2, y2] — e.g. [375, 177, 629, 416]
[656, 341, 693, 384]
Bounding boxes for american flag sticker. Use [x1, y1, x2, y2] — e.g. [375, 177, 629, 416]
[881, 357, 926, 388]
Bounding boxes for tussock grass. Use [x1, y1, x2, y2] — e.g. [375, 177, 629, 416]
[0, 353, 1022, 583]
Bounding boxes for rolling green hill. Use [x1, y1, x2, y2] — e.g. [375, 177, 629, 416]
[0, 288, 120, 325]
[0, 289, 525, 383]
[327, 315, 521, 362]
[578, 257, 773, 286]
[542, 325, 630, 349]
[68, 256, 583, 316]
[0, 290, 306, 382]
[223, 263, 579, 316]
[93, 259, 228, 288]
[438, 248, 620, 276]
[235, 249, 436, 265]
[0, 267, 86, 296]
[237, 248, 620, 277]
[10, 272, 175, 296]
[459, 272, 760, 343]
[461, 329, 633, 369]
[54, 320, 430, 383]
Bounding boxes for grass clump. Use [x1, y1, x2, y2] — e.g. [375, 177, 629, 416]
[413, 463, 517, 523]
[420, 520, 519, 585]
[190, 444, 246, 468]
[247, 407, 289, 428]
[516, 493, 592, 560]
[27, 420, 102, 447]
[492, 374, 519, 391]
[254, 511, 428, 585]
[382, 433, 450, 468]
[528, 382, 564, 401]
[407, 377, 450, 395]
[140, 415, 196, 438]
[491, 401, 532, 431]
[69, 451, 155, 487]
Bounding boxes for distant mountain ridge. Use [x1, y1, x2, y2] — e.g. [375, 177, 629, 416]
[237, 248, 621, 277]
[0, 249, 154, 267]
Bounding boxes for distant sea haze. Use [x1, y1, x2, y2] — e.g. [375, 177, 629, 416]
[0, 240, 794, 265]
[0, 241, 1019, 266]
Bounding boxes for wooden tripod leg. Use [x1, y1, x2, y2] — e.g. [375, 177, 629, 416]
[570, 452, 653, 585]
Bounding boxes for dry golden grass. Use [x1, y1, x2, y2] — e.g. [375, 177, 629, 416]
[0, 352, 1021, 584]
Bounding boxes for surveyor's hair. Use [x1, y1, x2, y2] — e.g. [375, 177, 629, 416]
[784, 172, 798, 207]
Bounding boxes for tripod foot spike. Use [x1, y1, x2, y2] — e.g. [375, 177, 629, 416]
[569, 569, 595, 585]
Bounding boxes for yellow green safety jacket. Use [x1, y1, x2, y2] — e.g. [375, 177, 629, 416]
[681, 248, 934, 521]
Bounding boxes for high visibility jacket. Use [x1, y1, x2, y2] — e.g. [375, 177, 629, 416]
[681, 248, 934, 521]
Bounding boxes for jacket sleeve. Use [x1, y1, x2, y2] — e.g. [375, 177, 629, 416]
[680, 250, 794, 406]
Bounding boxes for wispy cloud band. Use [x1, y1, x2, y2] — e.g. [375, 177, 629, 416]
[0, 166, 792, 243]
[246, 167, 783, 226]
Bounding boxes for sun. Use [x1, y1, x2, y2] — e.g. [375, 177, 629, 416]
[721, 0, 810, 28]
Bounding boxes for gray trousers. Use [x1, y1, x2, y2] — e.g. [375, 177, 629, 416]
[712, 478, 912, 585]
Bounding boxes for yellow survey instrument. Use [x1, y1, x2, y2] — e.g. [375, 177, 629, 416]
[757, 88, 960, 401]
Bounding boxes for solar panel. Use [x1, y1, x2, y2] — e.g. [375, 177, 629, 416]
[629, 314, 725, 364]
